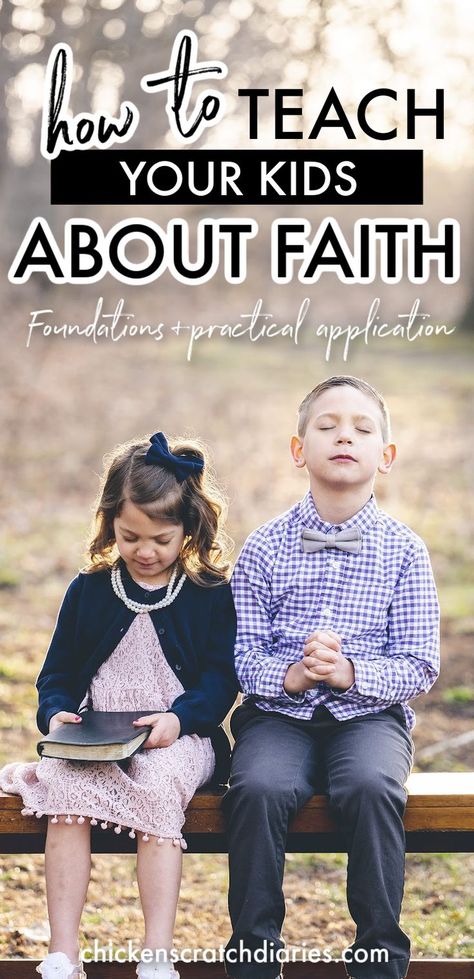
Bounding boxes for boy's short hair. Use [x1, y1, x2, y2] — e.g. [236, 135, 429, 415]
[298, 375, 391, 443]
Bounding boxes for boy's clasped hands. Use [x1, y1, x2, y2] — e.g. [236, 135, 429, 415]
[284, 630, 355, 694]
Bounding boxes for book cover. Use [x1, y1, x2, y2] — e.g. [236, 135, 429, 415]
[1, 0, 472, 970]
[37, 711, 154, 761]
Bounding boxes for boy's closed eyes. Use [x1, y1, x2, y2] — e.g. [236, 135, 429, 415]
[315, 412, 377, 435]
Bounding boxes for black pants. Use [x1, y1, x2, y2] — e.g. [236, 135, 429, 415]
[222, 702, 413, 979]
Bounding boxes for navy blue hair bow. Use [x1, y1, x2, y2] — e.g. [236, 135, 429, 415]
[145, 432, 204, 483]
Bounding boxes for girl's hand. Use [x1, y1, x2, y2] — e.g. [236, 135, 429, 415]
[49, 711, 82, 733]
[133, 712, 181, 748]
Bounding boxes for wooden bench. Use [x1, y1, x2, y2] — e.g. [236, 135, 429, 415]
[1, 772, 473, 978]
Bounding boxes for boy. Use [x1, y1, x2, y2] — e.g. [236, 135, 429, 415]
[223, 376, 439, 979]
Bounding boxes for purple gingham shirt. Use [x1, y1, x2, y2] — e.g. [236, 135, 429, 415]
[231, 492, 440, 730]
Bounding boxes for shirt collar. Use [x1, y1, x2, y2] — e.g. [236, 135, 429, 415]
[298, 490, 379, 534]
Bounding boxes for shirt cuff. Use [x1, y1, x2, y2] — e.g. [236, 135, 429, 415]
[281, 685, 306, 703]
[345, 656, 378, 698]
[238, 652, 307, 701]
[327, 657, 357, 698]
[330, 681, 356, 698]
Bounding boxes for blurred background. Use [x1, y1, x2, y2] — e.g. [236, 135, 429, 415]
[0, 0, 473, 964]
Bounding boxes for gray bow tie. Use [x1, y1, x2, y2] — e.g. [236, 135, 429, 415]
[301, 526, 362, 554]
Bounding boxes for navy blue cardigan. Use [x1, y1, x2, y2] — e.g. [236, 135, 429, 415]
[36, 562, 238, 746]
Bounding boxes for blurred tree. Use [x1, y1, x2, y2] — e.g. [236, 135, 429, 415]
[459, 290, 474, 332]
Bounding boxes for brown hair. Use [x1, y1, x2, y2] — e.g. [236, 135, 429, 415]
[298, 375, 391, 442]
[85, 435, 232, 585]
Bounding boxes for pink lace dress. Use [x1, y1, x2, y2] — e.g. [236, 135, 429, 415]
[0, 585, 215, 848]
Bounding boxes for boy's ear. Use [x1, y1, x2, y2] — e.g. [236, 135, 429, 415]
[291, 434, 306, 469]
[378, 442, 396, 475]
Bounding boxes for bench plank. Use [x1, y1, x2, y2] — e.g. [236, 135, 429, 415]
[2, 772, 474, 837]
[1, 773, 473, 975]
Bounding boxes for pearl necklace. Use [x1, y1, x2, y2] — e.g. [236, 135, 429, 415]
[111, 564, 186, 613]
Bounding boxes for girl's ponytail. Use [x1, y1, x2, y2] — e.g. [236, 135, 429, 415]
[172, 443, 232, 585]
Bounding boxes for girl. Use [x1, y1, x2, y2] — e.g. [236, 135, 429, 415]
[0, 432, 238, 979]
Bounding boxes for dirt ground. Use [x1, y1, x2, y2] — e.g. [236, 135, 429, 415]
[410, 625, 474, 769]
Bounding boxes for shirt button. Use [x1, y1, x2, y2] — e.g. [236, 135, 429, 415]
[175, 663, 182, 671]
[321, 608, 332, 616]
[157, 627, 165, 636]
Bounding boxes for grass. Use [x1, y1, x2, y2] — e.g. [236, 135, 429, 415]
[2, 851, 473, 959]
[438, 585, 474, 629]
[443, 686, 474, 704]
